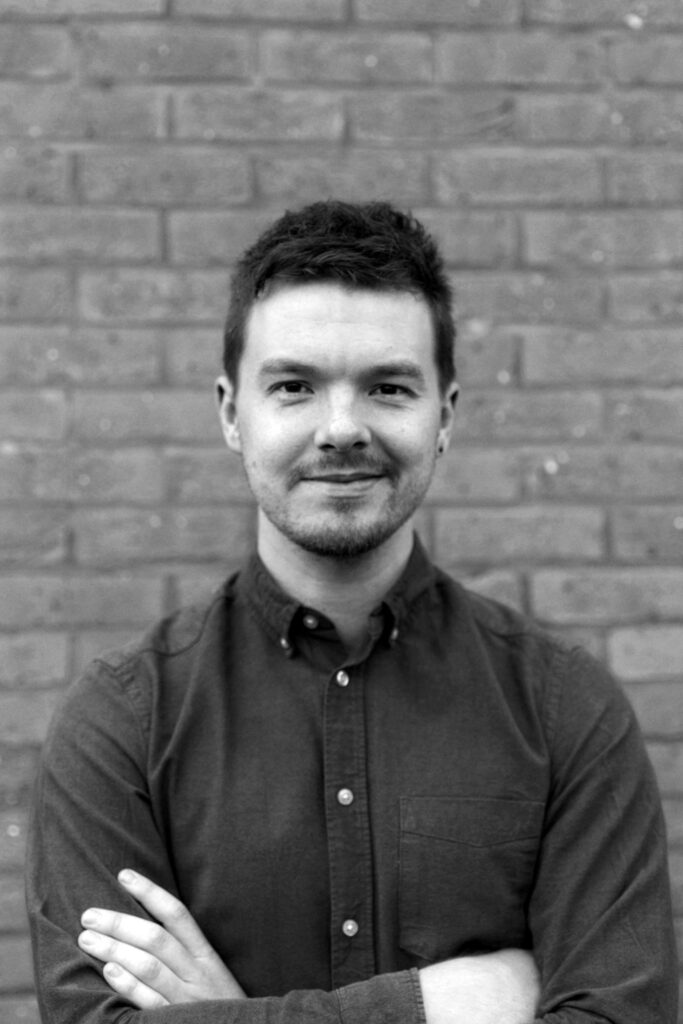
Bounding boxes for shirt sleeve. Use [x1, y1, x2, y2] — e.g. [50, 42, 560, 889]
[25, 661, 425, 1024]
[529, 644, 678, 1024]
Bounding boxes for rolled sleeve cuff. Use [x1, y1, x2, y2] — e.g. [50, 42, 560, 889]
[337, 968, 426, 1024]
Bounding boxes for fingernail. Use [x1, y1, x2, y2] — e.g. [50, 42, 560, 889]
[118, 869, 136, 885]
[81, 910, 99, 926]
[79, 930, 96, 947]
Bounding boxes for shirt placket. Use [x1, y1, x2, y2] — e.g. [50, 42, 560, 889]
[323, 661, 376, 987]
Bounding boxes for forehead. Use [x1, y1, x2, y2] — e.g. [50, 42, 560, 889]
[243, 282, 435, 367]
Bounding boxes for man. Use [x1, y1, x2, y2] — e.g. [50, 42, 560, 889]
[27, 201, 677, 1023]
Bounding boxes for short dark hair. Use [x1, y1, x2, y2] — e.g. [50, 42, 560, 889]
[222, 200, 456, 393]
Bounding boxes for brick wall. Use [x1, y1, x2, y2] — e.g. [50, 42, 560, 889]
[0, 1, 682, 1017]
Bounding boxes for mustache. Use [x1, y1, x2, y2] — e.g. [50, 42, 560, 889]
[289, 454, 394, 483]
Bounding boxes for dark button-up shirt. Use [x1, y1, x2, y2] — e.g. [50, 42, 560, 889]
[26, 538, 678, 1023]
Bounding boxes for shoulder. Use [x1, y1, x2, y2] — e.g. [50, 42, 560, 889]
[54, 575, 239, 736]
[431, 565, 632, 728]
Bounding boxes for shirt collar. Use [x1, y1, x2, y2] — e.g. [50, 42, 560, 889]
[238, 533, 436, 656]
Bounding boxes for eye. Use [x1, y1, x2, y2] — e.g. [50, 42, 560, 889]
[270, 380, 312, 396]
[371, 383, 411, 397]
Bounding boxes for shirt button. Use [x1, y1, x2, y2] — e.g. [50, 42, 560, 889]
[342, 919, 359, 938]
[335, 670, 349, 687]
[337, 788, 354, 806]
[303, 613, 319, 630]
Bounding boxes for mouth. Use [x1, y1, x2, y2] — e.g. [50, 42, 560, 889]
[306, 472, 383, 483]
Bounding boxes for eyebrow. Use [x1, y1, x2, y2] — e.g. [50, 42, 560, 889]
[258, 358, 427, 385]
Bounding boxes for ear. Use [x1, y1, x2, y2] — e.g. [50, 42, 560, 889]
[437, 380, 459, 455]
[216, 374, 242, 453]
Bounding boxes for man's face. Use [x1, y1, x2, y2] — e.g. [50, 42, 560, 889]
[217, 282, 457, 559]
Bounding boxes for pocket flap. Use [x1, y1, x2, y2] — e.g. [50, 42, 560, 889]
[400, 796, 544, 848]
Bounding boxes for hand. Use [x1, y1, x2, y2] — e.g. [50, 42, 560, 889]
[419, 948, 540, 1024]
[78, 869, 246, 1009]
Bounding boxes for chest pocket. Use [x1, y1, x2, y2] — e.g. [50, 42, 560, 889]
[399, 796, 544, 963]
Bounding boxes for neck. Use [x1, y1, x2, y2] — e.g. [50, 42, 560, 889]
[257, 514, 414, 653]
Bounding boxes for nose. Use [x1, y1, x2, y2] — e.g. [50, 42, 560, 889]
[314, 393, 371, 451]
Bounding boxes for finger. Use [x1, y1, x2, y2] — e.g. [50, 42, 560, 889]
[80, 909, 189, 978]
[118, 869, 214, 959]
[79, 928, 177, 997]
[102, 961, 169, 1011]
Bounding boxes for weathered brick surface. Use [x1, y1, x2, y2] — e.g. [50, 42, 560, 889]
[1, 6, 682, 1007]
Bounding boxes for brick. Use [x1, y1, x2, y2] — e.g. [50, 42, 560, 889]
[354, 0, 521, 24]
[0, 445, 166, 503]
[607, 153, 683, 204]
[0, 811, 26, 870]
[0, 691, 61, 745]
[648, 741, 683, 795]
[426, 447, 520, 504]
[0, 326, 161, 386]
[0, 144, 69, 202]
[523, 445, 683, 502]
[0, 207, 160, 263]
[78, 24, 251, 82]
[0, 25, 70, 79]
[516, 94, 612, 144]
[523, 328, 683, 384]
[0, 632, 69, 687]
[437, 32, 602, 85]
[610, 273, 683, 324]
[0, 268, 70, 321]
[625, 681, 683, 737]
[0, 999, 39, 1024]
[455, 389, 602, 442]
[669, 850, 683, 913]
[435, 150, 601, 206]
[0, 748, 39, 808]
[609, 91, 683, 147]
[0, 82, 167, 140]
[263, 30, 432, 84]
[350, 91, 515, 144]
[0, 391, 66, 441]
[613, 507, 683, 564]
[454, 323, 520, 387]
[174, 88, 344, 142]
[173, 0, 345, 18]
[612, 37, 683, 86]
[526, 0, 683, 26]
[72, 506, 255, 567]
[73, 390, 218, 443]
[165, 447, 253, 504]
[606, 389, 683, 441]
[0, 0, 163, 12]
[168, 210, 275, 265]
[662, 798, 683, 843]
[453, 273, 603, 325]
[78, 269, 229, 323]
[0, 573, 164, 628]
[0, 936, 32, 992]
[165, 329, 220, 385]
[434, 506, 604, 565]
[255, 150, 429, 206]
[609, 626, 683, 681]
[80, 147, 251, 205]
[415, 210, 517, 269]
[0, 508, 67, 566]
[524, 212, 683, 270]
[0, 876, 28, 931]
[531, 568, 683, 624]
